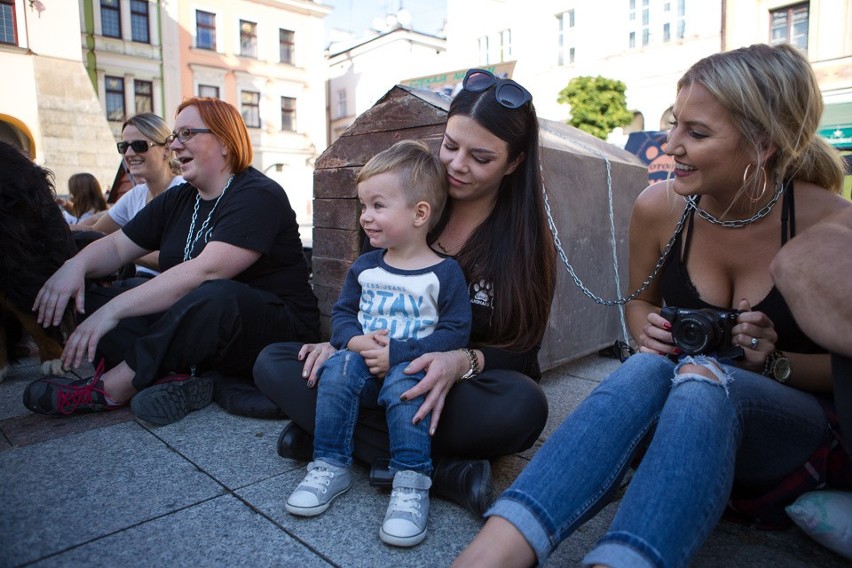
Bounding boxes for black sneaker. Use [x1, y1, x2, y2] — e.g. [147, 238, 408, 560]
[23, 363, 123, 416]
[277, 421, 314, 461]
[130, 373, 213, 426]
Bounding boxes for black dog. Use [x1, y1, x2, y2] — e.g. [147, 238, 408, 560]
[0, 141, 77, 381]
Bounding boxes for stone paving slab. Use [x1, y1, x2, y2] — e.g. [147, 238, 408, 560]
[0, 422, 224, 566]
[0, 354, 847, 567]
[238, 466, 482, 567]
[29, 495, 334, 568]
[137, 405, 303, 490]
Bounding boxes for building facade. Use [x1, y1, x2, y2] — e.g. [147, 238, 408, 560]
[443, 0, 851, 154]
[1, 0, 118, 194]
[326, 23, 448, 144]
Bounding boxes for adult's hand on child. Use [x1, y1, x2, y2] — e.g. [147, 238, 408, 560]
[33, 259, 87, 328]
[402, 349, 469, 436]
[298, 342, 337, 386]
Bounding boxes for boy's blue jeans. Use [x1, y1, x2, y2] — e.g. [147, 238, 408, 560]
[312, 350, 432, 474]
[488, 353, 830, 568]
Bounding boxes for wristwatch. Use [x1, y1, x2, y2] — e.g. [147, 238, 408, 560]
[763, 351, 792, 384]
[458, 348, 481, 381]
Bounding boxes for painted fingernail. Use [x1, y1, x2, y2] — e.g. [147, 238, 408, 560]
[307, 380, 315, 388]
[662, 322, 672, 330]
[400, 395, 407, 401]
[673, 347, 680, 355]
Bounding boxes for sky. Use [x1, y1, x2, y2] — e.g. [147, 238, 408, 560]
[322, 0, 447, 38]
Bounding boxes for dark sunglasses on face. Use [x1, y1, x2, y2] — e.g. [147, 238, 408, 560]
[462, 68, 533, 109]
[164, 127, 212, 146]
[117, 140, 160, 154]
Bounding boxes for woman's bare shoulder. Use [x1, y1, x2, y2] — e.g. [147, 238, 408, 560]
[632, 181, 686, 224]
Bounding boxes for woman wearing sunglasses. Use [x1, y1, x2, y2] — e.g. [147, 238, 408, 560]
[254, 69, 556, 516]
[24, 97, 320, 426]
[73, 113, 185, 280]
[455, 45, 850, 568]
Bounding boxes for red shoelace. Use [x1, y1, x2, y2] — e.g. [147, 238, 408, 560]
[52, 359, 111, 415]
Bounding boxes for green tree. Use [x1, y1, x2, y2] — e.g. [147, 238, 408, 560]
[557, 75, 633, 140]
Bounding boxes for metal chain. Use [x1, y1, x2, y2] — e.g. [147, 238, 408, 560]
[183, 174, 235, 261]
[541, 174, 690, 307]
[687, 183, 782, 228]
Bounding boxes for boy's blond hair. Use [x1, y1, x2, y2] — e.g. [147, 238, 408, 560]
[356, 139, 448, 227]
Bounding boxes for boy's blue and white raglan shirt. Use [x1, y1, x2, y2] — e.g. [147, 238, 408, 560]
[330, 249, 471, 366]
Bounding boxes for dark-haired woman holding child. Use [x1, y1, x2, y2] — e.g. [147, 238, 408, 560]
[254, 69, 556, 516]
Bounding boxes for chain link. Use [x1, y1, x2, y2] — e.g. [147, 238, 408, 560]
[541, 175, 689, 307]
[687, 184, 782, 228]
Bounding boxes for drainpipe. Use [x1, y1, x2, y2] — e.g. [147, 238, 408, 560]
[82, 0, 98, 91]
[720, 0, 727, 52]
[157, 0, 165, 113]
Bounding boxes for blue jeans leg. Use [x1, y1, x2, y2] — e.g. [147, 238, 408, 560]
[488, 353, 674, 565]
[312, 350, 380, 468]
[586, 360, 831, 568]
[378, 364, 431, 474]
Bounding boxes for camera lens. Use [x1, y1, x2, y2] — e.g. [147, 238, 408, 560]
[672, 314, 717, 354]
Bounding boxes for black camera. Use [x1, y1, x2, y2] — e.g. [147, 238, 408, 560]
[659, 306, 743, 359]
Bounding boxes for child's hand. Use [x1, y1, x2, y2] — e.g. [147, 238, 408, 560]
[347, 330, 388, 354]
[362, 336, 390, 378]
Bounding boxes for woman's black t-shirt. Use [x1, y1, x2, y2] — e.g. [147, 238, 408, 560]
[122, 167, 319, 332]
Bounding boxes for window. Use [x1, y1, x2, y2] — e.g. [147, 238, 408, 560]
[557, 10, 575, 66]
[198, 84, 220, 98]
[130, 0, 150, 43]
[279, 29, 295, 64]
[241, 91, 260, 128]
[105, 76, 126, 122]
[663, 22, 670, 42]
[498, 29, 512, 62]
[134, 80, 153, 114]
[770, 3, 809, 51]
[196, 10, 216, 50]
[0, 0, 16, 45]
[240, 20, 257, 57]
[336, 89, 347, 119]
[281, 97, 296, 131]
[101, 0, 121, 38]
[478, 35, 489, 65]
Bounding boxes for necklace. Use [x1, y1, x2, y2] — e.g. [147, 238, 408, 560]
[182, 175, 235, 261]
[686, 183, 782, 228]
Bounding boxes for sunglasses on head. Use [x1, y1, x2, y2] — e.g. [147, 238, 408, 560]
[117, 140, 160, 154]
[462, 68, 532, 109]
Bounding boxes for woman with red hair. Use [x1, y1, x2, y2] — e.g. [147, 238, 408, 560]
[25, 97, 319, 425]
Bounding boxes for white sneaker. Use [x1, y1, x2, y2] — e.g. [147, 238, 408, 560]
[380, 470, 432, 547]
[286, 460, 352, 517]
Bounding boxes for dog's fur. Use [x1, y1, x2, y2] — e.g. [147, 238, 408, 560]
[0, 141, 77, 381]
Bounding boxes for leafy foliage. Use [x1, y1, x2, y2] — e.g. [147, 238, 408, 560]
[557, 76, 634, 140]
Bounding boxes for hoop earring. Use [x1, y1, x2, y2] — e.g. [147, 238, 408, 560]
[743, 164, 768, 203]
